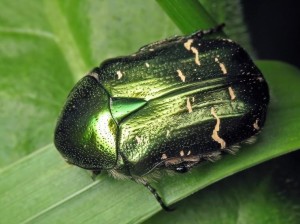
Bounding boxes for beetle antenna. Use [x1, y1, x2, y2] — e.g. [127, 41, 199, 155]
[138, 179, 174, 212]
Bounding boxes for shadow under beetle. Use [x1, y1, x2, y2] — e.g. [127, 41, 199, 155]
[54, 24, 269, 211]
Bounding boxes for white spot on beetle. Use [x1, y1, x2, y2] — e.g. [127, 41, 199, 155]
[211, 107, 226, 149]
[89, 72, 99, 81]
[220, 63, 227, 74]
[184, 39, 200, 65]
[177, 69, 186, 82]
[191, 47, 200, 65]
[180, 150, 184, 156]
[145, 63, 150, 68]
[135, 136, 142, 144]
[215, 57, 227, 74]
[257, 77, 264, 82]
[253, 119, 260, 130]
[223, 38, 233, 43]
[186, 97, 193, 113]
[228, 87, 236, 100]
[117, 70, 123, 79]
[184, 39, 193, 50]
[161, 153, 167, 160]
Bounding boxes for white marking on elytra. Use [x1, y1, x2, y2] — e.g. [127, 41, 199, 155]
[184, 39, 193, 50]
[191, 47, 200, 65]
[116, 70, 123, 79]
[215, 57, 227, 74]
[228, 87, 236, 100]
[223, 38, 233, 43]
[253, 119, 260, 130]
[145, 63, 150, 68]
[89, 72, 99, 80]
[187, 150, 191, 156]
[257, 77, 264, 82]
[135, 136, 142, 144]
[161, 153, 167, 160]
[220, 63, 227, 74]
[211, 107, 226, 149]
[177, 69, 186, 82]
[186, 97, 193, 113]
[184, 39, 200, 65]
[180, 150, 185, 157]
[166, 130, 170, 137]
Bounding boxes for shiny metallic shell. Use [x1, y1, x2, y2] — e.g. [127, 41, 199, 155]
[54, 32, 269, 176]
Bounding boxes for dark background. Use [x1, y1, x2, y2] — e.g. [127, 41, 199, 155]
[243, 0, 300, 68]
[242, 0, 300, 211]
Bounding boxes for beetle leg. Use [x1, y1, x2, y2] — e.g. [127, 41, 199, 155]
[202, 151, 222, 162]
[136, 178, 174, 212]
[90, 170, 101, 180]
[191, 23, 225, 39]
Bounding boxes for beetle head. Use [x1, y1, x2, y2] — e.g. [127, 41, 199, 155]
[54, 74, 118, 170]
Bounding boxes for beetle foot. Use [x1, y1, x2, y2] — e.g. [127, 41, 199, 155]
[90, 170, 101, 181]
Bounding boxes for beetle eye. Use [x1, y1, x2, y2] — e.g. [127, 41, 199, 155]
[54, 76, 118, 170]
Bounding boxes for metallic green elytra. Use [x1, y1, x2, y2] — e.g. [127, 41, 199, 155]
[54, 25, 269, 210]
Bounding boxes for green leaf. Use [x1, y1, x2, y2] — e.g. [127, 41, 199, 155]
[198, 0, 254, 54]
[156, 0, 217, 33]
[146, 151, 300, 224]
[0, 61, 299, 223]
[156, 0, 254, 55]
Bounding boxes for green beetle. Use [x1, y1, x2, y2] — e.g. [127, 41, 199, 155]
[54, 25, 269, 210]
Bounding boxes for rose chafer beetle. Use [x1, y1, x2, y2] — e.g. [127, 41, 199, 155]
[54, 25, 269, 211]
